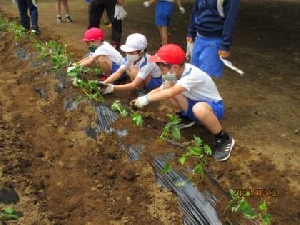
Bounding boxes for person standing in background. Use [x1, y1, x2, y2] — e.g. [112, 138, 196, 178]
[14, 0, 39, 34]
[187, 0, 240, 78]
[56, 0, 73, 22]
[143, 0, 185, 46]
[88, 0, 124, 50]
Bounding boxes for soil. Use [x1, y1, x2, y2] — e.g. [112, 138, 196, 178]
[0, 0, 299, 224]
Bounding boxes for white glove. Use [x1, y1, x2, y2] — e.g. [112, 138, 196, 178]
[114, 5, 127, 20]
[134, 95, 149, 108]
[179, 6, 185, 14]
[103, 84, 114, 95]
[71, 77, 82, 87]
[67, 66, 76, 73]
[185, 41, 194, 60]
[12, 0, 16, 5]
[143, 1, 151, 7]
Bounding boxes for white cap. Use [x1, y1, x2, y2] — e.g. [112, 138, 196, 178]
[120, 33, 148, 52]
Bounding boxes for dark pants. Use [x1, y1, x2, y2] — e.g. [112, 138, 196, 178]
[88, 0, 122, 46]
[16, 0, 38, 30]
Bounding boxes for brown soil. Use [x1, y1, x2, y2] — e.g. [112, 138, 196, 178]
[1, 0, 300, 224]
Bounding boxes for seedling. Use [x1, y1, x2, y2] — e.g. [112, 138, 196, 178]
[111, 100, 129, 117]
[131, 113, 143, 128]
[228, 189, 272, 225]
[6, 21, 27, 41]
[178, 136, 212, 180]
[160, 114, 181, 140]
[0, 207, 19, 221]
[67, 64, 105, 101]
[34, 40, 71, 71]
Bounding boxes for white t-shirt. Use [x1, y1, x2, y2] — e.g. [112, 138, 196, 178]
[93, 41, 123, 65]
[176, 64, 222, 102]
[119, 53, 161, 80]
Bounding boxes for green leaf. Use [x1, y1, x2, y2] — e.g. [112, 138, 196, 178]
[203, 144, 212, 155]
[194, 136, 203, 146]
[239, 200, 256, 219]
[175, 181, 186, 188]
[178, 156, 186, 165]
[162, 163, 171, 174]
[194, 164, 204, 174]
[262, 213, 272, 225]
[4, 207, 14, 215]
[259, 201, 267, 212]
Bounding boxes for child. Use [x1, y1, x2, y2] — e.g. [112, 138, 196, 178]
[56, 0, 73, 22]
[143, 0, 185, 46]
[15, 0, 39, 33]
[68, 28, 124, 79]
[133, 44, 235, 162]
[101, 33, 162, 94]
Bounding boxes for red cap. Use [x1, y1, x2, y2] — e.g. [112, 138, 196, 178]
[149, 44, 186, 65]
[82, 28, 105, 41]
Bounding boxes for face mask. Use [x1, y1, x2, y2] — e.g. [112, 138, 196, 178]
[162, 71, 177, 83]
[88, 45, 97, 53]
[127, 54, 140, 63]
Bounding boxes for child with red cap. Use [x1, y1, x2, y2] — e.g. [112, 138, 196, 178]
[133, 44, 235, 162]
[68, 27, 124, 80]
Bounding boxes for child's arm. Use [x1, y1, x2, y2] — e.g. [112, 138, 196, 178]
[104, 68, 126, 84]
[176, 0, 185, 14]
[79, 55, 99, 67]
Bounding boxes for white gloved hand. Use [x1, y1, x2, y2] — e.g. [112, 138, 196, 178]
[185, 41, 194, 60]
[103, 84, 114, 95]
[134, 95, 149, 108]
[12, 0, 16, 5]
[67, 66, 76, 73]
[114, 5, 127, 20]
[71, 77, 82, 87]
[179, 6, 185, 14]
[143, 1, 151, 7]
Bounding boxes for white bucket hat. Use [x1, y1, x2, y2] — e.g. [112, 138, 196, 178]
[120, 33, 148, 52]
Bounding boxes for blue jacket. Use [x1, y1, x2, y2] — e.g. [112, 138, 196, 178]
[187, 0, 240, 51]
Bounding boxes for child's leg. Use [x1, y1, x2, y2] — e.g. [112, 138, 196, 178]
[97, 56, 112, 75]
[56, 0, 61, 16]
[56, 0, 62, 22]
[155, 1, 173, 45]
[159, 26, 168, 45]
[62, 0, 70, 15]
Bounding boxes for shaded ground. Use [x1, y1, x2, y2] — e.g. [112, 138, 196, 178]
[1, 0, 300, 224]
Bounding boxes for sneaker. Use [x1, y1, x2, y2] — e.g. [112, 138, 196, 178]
[178, 117, 196, 130]
[213, 137, 235, 161]
[30, 28, 40, 35]
[65, 16, 73, 22]
[176, 113, 195, 130]
[57, 16, 62, 22]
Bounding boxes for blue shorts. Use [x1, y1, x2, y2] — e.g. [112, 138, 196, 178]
[112, 61, 126, 80]
[155, 1, 173, 27]
[145, 77, 162, 92]
[181, 99, 224, 124]
[191, 35, 224, 78]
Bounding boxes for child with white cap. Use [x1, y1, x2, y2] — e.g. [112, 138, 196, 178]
[68, 27, 124, 80]
[133, 44, 235, 162]
[101, 33, 162, 94]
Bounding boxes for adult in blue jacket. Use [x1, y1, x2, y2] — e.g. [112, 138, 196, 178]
[187, 0, 240, 78]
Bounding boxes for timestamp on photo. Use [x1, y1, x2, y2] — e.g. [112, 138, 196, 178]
[232, 188, 280, 198]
